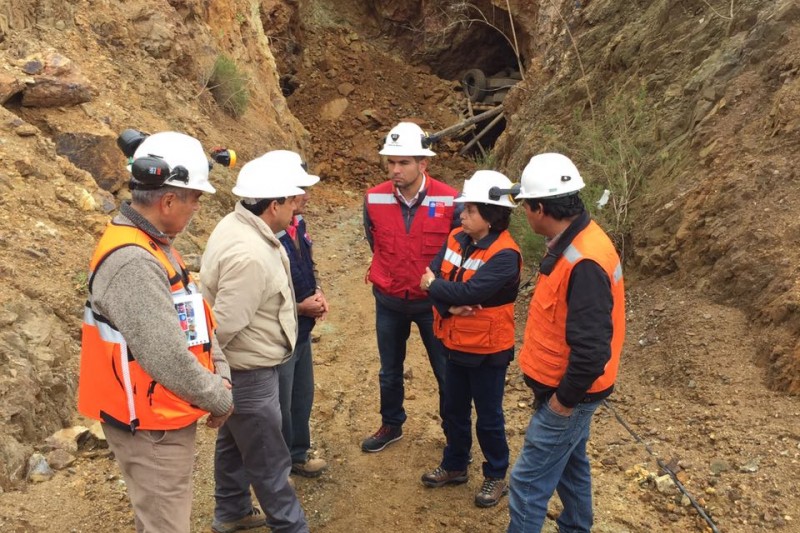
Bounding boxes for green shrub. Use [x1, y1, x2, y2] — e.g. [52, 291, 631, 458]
[508, 205, 546, 269]
[208, 55, 250, 118]
[529, 85, 653, 260]
[472, 150, 497, 170]
[73, 270, 88, 293]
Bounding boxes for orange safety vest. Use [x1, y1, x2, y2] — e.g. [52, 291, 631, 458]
[518, 220, 625, 392]
[78, 223, 216, 433]
[433, 229, 521, 354]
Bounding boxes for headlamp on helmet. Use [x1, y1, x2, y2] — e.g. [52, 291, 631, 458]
[488, 183, 521, 204]
[455, 170, 517, 208]
[117, 129, 149, 159]
[209, 146, 237, 169]
[118, 129, 218, 194]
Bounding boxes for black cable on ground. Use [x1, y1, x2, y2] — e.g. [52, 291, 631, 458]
[601, 399, 720, 533]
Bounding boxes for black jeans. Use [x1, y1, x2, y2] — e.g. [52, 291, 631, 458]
[440, 359, 509, 478]
[375, 300, 447, 427]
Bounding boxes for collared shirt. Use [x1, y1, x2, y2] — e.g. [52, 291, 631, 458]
[394, 174, 426, 208]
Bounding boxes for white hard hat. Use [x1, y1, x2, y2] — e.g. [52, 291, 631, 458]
[455, 170, 517, 208]
[231, 151, 306, 199]
[131, 132, 216, 194]
[516, 153, 585, 199]
[379, 122, 436, 157]
[264, 150, 320, 187]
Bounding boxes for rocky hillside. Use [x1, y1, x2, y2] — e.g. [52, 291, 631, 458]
[0, 0, 307, 488]
[0, 0, 797, 509]
[490, 0, 800, 395]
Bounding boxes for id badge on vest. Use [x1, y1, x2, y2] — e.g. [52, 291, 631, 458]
[173, 293, 210, 347]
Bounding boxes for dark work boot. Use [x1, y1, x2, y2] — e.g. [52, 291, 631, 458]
[361, 424, 403, 452]
[421, 466, 469, 488]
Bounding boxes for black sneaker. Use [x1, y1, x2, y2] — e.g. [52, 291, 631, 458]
[475, 477, 508, 508]
[361, 424, 403, 452]
[421, 466, 468, 488]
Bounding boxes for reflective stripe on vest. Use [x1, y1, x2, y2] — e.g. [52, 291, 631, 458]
[366, 177, 457, 300]
[433, 229, 520, 354]
[367, 193, 397, 205]
[422, 195, 454, 206]
[518, 220, 625, 392]
[366, 194, 454, 207]
[78, 223, 216, 433]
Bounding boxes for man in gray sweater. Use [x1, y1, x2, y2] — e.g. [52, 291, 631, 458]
[78, 130, 234, 533]
[202, 151, 313, 533]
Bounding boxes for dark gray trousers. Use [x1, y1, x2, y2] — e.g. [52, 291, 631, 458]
[214, 366, 309, 533]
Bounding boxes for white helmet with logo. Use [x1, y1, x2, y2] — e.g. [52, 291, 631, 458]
[379, 122, 436, 157]
[232, 151, 308, 198]
[456, 170, 517, 208]
[131, 131, 216, 194]
[517, 153, 585, 199]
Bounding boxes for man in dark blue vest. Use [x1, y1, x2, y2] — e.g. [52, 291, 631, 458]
[275, 150, 329, 478]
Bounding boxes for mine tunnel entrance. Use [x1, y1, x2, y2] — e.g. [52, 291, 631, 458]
[419, 3, 524, 158]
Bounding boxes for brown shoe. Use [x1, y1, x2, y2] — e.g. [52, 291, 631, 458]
[475, 477, 508, 508]
[291, 457, 328, 478]
[421, 466, 468, 488]
[211, 507, 266, 533]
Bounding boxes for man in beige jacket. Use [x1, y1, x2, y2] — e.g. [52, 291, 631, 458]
[201, 151, 313, 533]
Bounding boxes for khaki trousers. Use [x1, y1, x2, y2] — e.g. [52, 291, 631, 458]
[103, 422, 197, 533]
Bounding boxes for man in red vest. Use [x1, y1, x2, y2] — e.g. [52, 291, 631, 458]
[507, 153, 625, 533]
[362, 122, 460, 452]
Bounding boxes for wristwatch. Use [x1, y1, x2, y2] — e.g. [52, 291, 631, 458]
[424, 277, 434, 290]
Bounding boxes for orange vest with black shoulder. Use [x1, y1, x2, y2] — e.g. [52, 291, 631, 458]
[78, 223, 216, 433]
[433, 229, 520, 354]
[518, 220, 625, 392]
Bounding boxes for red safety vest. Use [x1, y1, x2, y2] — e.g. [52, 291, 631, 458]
[366, 176, 456, 300]
[518, 220, 625, 392]
[78, 223, 216, 432]
[433, 229, 520, 354]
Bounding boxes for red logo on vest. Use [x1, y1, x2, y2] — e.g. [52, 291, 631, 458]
[429, 201, 446, 218]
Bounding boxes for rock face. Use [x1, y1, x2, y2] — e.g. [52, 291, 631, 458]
[55, 133, 129, 193]
[492, 0, 800, 392]
[0, 0, 308, 491]
[19, 52, 95, 107]
[0, 73, 25, 104]
[0, 299, 77, 489]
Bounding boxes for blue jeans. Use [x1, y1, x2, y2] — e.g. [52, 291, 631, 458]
[507, 399, 601, 533]
[375, 300, 447, 428]
[214, 367, 308, 533]
[278, 335, 315, 463]
[441, 359, 509, 479]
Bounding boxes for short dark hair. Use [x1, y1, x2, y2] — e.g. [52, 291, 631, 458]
[240, 197, 287, 216]
[524, 193, 585, 220]
[475, 202, 512, 232]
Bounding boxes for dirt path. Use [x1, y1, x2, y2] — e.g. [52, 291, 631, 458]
[0, 188, 799, 532]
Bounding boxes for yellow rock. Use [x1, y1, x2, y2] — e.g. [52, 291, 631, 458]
[78, 188, 97, 211]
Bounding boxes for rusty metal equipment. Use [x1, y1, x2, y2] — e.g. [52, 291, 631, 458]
[462, 68, 521, 105]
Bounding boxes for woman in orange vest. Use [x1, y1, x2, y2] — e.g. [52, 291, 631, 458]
[418, 170, 521, 508]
